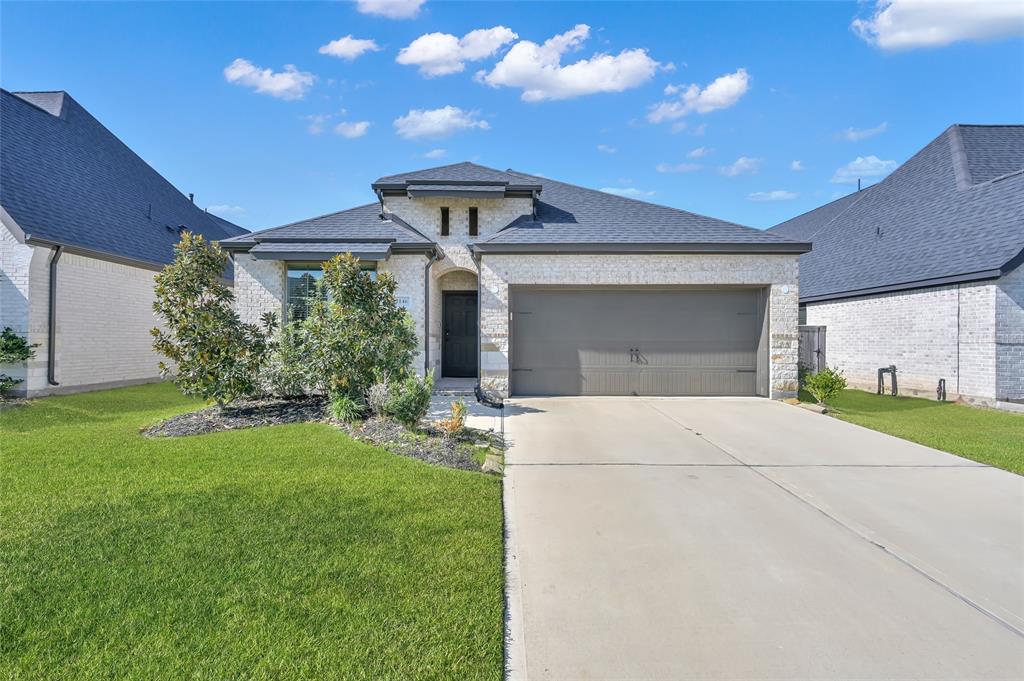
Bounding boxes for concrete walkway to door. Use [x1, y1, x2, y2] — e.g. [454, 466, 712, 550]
[502, 397, 1024, 680]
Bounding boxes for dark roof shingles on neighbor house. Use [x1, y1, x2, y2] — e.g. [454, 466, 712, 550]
[240, 162, 809, 254]
[0, 90, 246, 268]
[771, 125, 1024, 301]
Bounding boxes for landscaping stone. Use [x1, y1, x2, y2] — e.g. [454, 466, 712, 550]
[335, 416, 488, 472]
[797, 402, 828, 414]
[142, 397, 326, 437]
[481, 454, 503, 475]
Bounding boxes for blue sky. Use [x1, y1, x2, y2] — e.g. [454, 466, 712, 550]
[3, 1, 1022, 230]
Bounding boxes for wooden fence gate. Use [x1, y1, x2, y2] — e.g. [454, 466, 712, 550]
[798, 325, 826, 374]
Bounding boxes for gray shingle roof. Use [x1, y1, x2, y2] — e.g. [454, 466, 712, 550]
[220, 203, 432, 247]
[249, 241, 392, 261]
[373, 162, 530, 187]
[0, 90, 247, 268]
[770, 124, 1024, 301]
[479, 171, 808, 247]
[235, 162, 808, 256]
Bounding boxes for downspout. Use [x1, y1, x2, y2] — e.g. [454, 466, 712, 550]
[47, 245, 64, 386]
[423, 249, 442, 374]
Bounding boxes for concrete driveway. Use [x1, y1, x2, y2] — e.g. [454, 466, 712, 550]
[502, 397, 1024, 680]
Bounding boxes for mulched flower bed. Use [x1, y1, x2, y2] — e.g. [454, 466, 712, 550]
[142, 397, 326, 437]
[140, 396, 502, 474]
[336, 416, 500, 472]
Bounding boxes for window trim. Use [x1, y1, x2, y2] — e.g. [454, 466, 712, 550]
[468, 206, 478, 236]
[440, 206, 450, 236]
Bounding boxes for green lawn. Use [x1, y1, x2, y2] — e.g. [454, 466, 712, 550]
[805, 389, 1024, 475]
[0, 384, 504, 680]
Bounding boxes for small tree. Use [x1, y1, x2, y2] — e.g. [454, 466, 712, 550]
[0, 327, 38, 397]
[804, 366, 848, 406]
[152, 232, 267, 409]
[302, 254, 417, 399]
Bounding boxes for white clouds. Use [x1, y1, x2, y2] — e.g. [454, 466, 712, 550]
[207, 204, 246, 215]
[656, 162, 701, 173]
[597, 144, 617, 154]
[305, 113, 332, 134]
[648, 68, 750, 123]
[477, 24, 660, 101]
[747, 190, 798, 202]
[423, 148, 447, 159]
[840, 121, 888, 141]
[356, 0, 425, 19]
[319, 35, 381, 60]
[335, 121, 371, 138]
[718, 156, 762, 177]
[223, 58, 315, 100]
[852, 0, 1024, 50]
[397, 26, 517, 76]
[831, 155, 898, 184]
[790, 160, 804, 171]
[687, 146, 712, 159]
[393, 106, 489, 139]
[600, 187, 655, 198]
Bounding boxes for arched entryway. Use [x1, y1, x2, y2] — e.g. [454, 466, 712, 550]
[430, 268, 478, 379]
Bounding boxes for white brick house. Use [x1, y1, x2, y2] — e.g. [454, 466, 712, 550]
[0, 90, 246, 396]
[223, 162, 810, 399]
[771, 125, 1024, 407]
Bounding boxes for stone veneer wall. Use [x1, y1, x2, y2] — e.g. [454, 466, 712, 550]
[477, 253, 801, 398]
[803, 269, 1024, 404]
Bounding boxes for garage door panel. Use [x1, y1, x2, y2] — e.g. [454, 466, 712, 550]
[511, 288, 764, 397]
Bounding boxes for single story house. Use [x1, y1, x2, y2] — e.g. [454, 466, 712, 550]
[770, 124, 1023, 406]
[221, 162, 810, 398]
[0, 90, 247, 396]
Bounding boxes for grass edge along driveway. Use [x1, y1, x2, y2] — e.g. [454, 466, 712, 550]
[804, 389, 1023, 475]
[0, 383, 504, 680]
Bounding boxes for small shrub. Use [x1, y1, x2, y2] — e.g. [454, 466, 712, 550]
[0, 327, 38, 397]
[263, 322, 309, 398]
[386, 371, 434, 428]
[436, 398, 467, 440]
[330, 394, 364, 423]
[366, 376, 391, 416]
[804, 366, 848, 405]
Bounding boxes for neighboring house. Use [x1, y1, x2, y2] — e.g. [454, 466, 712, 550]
[0, 90, 247, 396]
[222, 162, 810, 398]
[771, 125, 1024, 406]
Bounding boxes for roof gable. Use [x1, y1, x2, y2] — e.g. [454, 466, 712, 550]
[0, 90, 246, 268]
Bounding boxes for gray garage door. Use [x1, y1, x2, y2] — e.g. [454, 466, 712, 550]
[510, 288, 767, 397]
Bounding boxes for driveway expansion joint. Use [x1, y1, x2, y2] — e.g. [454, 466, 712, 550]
[644, 400, 1024, 640]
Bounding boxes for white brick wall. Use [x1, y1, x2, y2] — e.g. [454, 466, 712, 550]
[379, 254, 430, 373]
[0, 231, 169, 396]
[233, 254, 285, 327]
[995, 265, 1024, 401]
[0, 223, 35, 389]
[478, 253, 801, 398]
[803, 271, 1024, 403]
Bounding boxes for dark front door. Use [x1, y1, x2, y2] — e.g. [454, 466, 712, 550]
[443, 292, 478, 377]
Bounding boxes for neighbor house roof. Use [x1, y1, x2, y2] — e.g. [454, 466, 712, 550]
[0, 90, 247, 270]
[770, 124, 1024, 302]
[473, 171, 810, 253]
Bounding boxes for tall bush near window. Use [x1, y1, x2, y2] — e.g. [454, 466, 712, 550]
[301, 254, 417, 399]
[151, 232, 268, 409]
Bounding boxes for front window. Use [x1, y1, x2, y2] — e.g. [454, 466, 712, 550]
[286, 261, 377, 322]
